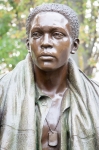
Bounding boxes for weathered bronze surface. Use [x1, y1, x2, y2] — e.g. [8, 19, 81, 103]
[29, 10, 79, 150]
[0, 3, 99, 150]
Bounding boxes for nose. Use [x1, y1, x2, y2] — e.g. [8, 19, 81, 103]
[41, 33, 53, 49]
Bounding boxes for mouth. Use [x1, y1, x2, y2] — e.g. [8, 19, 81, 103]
[39, 55, 55, 61]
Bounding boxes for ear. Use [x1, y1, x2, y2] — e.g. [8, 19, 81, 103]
[71, 38, 80, 54]
[26, 38, 30, 50]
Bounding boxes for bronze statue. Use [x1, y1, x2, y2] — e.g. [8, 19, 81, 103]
[0, 3, 99, 150]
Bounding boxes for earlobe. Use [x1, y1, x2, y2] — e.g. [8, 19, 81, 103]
[71, 49, 76, 54]
[74, 38, 79, 49]
[71, 38, 80, 54]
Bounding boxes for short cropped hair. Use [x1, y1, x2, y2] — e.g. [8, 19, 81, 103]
[26, 3, 79, 40]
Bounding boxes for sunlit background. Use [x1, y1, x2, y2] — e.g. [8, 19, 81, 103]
[0, 0, 99, 82]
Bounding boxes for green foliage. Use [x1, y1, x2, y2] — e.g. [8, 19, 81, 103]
[0, 0, 27, 74]
[0, 13, 11, 36]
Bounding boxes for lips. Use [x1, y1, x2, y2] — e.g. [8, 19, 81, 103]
[39, 55, 55, 60]
[37, 48, 56, 61]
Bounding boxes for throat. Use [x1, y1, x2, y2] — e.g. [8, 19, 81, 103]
[34, 63, 68, 97]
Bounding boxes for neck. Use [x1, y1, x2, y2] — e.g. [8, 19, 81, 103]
[34, 64, 68, 97]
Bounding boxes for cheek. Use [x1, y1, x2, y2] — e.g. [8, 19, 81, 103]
[29, 40, 36, 58]
[56, 40, 71, 52]
[56, 37, 70, 46]
[57, 40, 71, 58]
[60, 50, 69, 59]
[30, 39, 41, 51]
[30, 39, 36, 48]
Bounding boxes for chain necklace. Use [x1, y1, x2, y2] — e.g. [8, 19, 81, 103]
[45, 87, 68, 147]
[45, 115, 61, 147]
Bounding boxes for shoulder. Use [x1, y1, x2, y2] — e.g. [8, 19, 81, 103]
[0, 71, 12, 84]
[0, 72, 12, 99]
[0, 60, 25, 96]
[79, 69, 99, 91]
[0, 59, 25, 80]
[0, 74, 6, 80]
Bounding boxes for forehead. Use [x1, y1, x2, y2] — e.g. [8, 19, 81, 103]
[30, 12, 70, 31]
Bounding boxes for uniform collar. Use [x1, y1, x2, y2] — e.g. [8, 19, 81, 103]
[35, 83, 70, 112]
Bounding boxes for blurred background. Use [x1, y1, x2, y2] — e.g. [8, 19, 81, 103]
[0, 0, 99, 81]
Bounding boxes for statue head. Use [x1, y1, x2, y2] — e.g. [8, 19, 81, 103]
[26, 3, 80, 71]
[26, 3, 79, 40]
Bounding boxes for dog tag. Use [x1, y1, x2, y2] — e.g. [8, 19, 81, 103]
[48, 131, 58, 146]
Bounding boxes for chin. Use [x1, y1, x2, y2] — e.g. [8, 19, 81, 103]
[39, 67, 55, 72]
[36, 64, 57, 72]
[36, 62, 56, 71]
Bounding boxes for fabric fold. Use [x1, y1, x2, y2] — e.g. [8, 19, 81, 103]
[0, 54, 99, 150]
[0, 54, 36, 150]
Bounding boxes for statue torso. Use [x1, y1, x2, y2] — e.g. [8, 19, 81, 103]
[41, 95, 63, 150]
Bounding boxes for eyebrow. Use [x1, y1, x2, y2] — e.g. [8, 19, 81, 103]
[31, 26, 67, 33]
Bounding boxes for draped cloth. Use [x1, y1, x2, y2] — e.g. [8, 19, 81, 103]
[0, 53, 99, 150]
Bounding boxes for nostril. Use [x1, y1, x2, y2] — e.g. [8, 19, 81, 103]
[41, 45, 52, 49]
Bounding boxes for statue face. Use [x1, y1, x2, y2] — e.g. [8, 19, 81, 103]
[29, 12, 74, 71]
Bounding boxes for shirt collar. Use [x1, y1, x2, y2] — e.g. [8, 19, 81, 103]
[35, 84, 70, 112]
[60, 88, 70, 113]
[35, 84, 50, 102]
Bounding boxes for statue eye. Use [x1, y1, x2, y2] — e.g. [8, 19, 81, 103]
[32, 32, 42, 38]
[53, 32, 64, 39]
